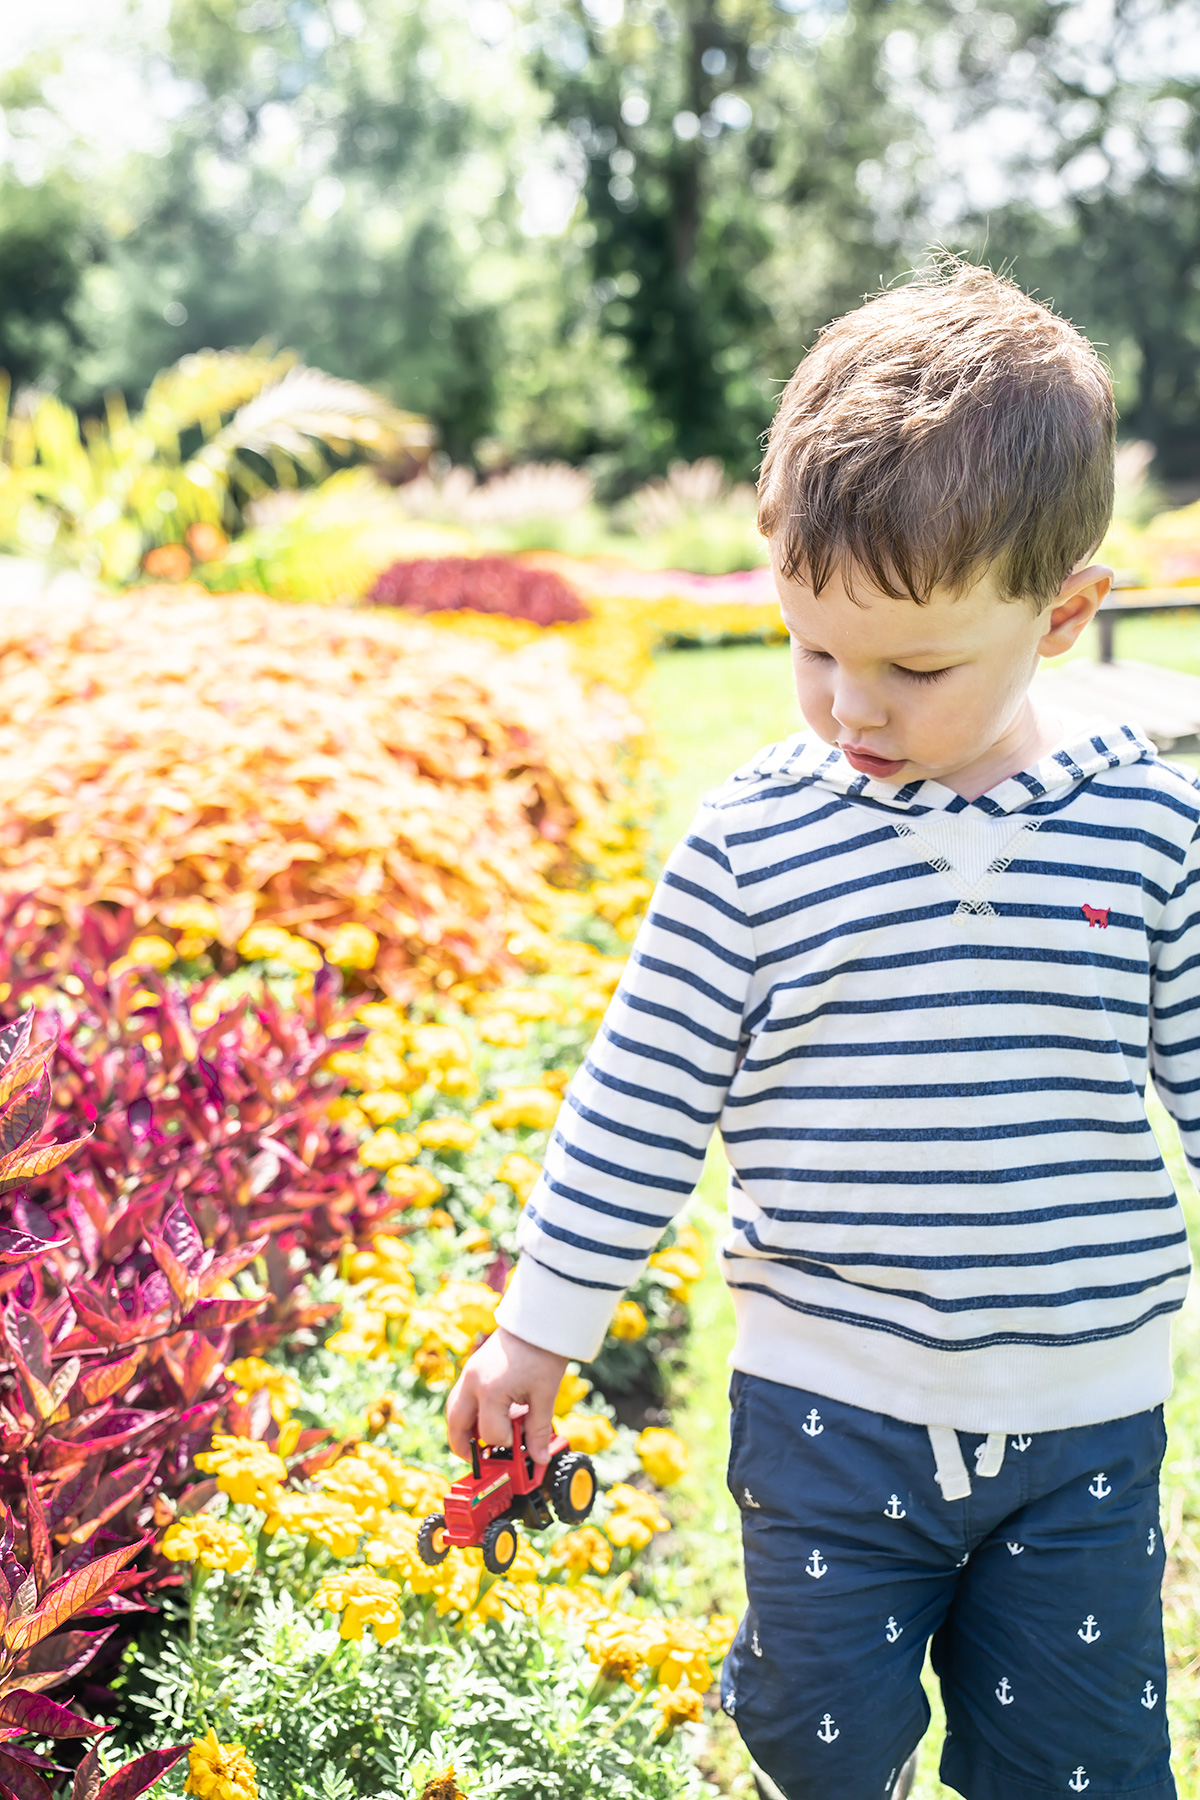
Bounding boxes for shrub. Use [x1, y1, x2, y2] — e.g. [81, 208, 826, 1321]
[367, 556, 590, 626]
[0, 587, 645, 998]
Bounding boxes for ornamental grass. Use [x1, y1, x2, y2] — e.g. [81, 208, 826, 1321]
[0, 586, 647, 997]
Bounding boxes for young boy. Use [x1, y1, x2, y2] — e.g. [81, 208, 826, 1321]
[448, 262, 1192, 1800]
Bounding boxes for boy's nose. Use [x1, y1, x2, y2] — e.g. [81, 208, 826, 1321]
[831, 678, 888, 733]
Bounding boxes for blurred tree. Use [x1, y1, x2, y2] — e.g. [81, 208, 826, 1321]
[520, 0, 936, 481]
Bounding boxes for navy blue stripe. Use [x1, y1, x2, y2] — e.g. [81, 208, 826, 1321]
[564, 1091, 707, 1161]
[722, 1274, 1186, 1350]
[541, 1171, 673, 1229]
[630, 949, 745, 1015]
[525, 1203, 649, 1263]
[747, 1192, 1177, 1227]
[732, 1220, 1188, 1270]
[651, 910, 755, 974]
[554, 1133, 697, 1195]
[720, 1116, 1152, 1144]
[737, 825, 905, 890]
[521, 1249, 624, 1293]
[622, 989, 741, 1054]
[737, 1156, 1164, 1187]
[724, 1251, 1189, 1314]
[740, 1033, 1141, 1073]
[755, 988, 1147, 1032]
[583, 1058, 722, 1126]
[723, 1076, 1136, 1106]
[599, 1023, 730, 1087]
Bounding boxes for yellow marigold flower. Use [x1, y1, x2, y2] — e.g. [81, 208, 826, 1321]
[326, 1309, 388, 1359]
[548, 1526, 611, 1577]
[184, 1728, 257, 1800]
[365, 1390, 405, 1435]
[675, 1224, 706, 1263]
[125, 934, 177, 971]
[383, 1164, 444, 1205]
[474, 1086, 561, 1132]
[265, 1493, 363, 1557]
[417, 1767, 465, 1800]
[359, 1128, 420, 1170]
[162, 898, 220, 937]
[359, 1089, 411, 1125]
[416, 1116, 479, 1154]
[357, 1000, 409, 1040]
[605, 1483, 671, 1550]
[408, 1024, 472, 1073]
[327, 922, 379, 969]
[317, 1454, 392, 1513]
[554, 1412, 616, 1456]
[194, 1436, 286, 1509]
[327, 1097, 368, 1133]
[388, 1463, 451, 1517]
[238, 925, 323, 972]
[161, 1515, 252, 1573]
[636, 1427, 690, 1488]
[705, 1613, 739, 1659]
[436, 1064, 477, 1097]
[427, 1208, 455, 1229]
[176, 932, 211, 960]
[361, 1510, 421, 1573]
[489, 988, 562, 1022]
[315, 1567, 403, 1644]
[225, 1357, 300, 1424]
[495, 1152, 541, 1204]
[478, 1012, 527, 1048]
[609, 1300, 648, 1342]
[276, 1418, 302, 1458]
[585, 1615, 647, 1689]
[346, 1234, 415, 1283]
[540, 1581, 613, 1624]
[555, 1369, 591, 1415]
[639, 1616, 713, 1692]
[431, 1548, 483, 1616]
[460, 1225, 492, 1253]
[654, 1684, 705, 1737]
[648, 1243, 704, 1304]
[412, 1343, 456, 1386]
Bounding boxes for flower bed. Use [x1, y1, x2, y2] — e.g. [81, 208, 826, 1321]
[0, 586, 649, 998]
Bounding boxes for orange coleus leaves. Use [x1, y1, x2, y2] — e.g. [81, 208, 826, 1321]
[0, 588, 642, 996]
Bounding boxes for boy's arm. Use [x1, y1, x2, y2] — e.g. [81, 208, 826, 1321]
[1150, 814, 1200, 1176]
[494, 800, 754, 1350]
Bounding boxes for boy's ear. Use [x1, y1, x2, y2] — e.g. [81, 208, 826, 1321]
[1036, 565, 1113, 659]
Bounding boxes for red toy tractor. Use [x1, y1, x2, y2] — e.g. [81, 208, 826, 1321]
[417, 1416, 598, 1575]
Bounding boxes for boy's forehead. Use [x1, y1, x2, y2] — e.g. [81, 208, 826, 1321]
[773, 557, 1009, 648]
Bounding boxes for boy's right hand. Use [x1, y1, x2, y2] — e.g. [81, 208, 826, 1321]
[446, 1326, 569, 1466]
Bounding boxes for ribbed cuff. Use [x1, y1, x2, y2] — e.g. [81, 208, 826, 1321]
[494, 1254, 616, 1363]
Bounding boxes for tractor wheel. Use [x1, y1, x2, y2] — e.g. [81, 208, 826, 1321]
[482, 1516, 519, 1575]
[417, 1513, 451, 1565]
[548, 1451, 597, 1524]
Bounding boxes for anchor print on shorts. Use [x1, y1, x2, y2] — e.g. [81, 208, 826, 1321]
[750, 1628, 763, 1659]
[1078, 1615, 1101, 1644]
[723, 1688, 737, 1717]
[1141, 1681, 1158, 1710]
[1069, 1768, 1090, 1792]
[1088, 1472, 1111, 1500]
[884, 1494, 906, 1520]
[817, 1714, 840, 1743]
[1148, 1526, 1157, 1556]
[802, 1408, 824, 1437]
[1011, 1434, 1032, 1452]
[741, 1487, 761, 1509]
[1006, 1541, 1024, 1555]
[995, 1677, 1014, 1706]
[885, 1616, 902, 1643]
[805, 1549, 828, 1580]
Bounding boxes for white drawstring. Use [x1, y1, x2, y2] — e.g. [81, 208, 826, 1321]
[926, 1427, 1008, 1500]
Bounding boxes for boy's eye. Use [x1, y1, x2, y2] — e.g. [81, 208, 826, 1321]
[895, 665, 953, 684]
[797, 648, 832, 664]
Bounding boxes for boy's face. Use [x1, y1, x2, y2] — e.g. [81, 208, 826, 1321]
[772, 554, 1111, 791]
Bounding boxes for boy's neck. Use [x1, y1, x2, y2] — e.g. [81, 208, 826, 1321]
[928, 696, 1065, 801]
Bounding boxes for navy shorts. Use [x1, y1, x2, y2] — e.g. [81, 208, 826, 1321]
[720, 1374, 1173, 1800]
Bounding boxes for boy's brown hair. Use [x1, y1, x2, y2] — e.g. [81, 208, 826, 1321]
[757, 260, 1115, 608]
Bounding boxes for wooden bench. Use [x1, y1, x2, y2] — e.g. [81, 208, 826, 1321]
[1095, 587, 1200, 662]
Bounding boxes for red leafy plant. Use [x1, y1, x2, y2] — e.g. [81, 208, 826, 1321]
[0, 904, 396, 1713]
[367, 555, 590, 626]
[0, 1013, 188, 1798]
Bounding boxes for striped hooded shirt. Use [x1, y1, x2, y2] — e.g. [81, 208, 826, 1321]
[495, 725, 1199, 1433]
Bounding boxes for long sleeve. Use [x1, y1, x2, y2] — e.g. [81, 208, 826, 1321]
[495, 799, 755, 1360]
[1149, 814, 1200, 1183]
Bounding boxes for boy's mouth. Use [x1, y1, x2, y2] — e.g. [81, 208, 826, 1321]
[841, 745, 907, 778]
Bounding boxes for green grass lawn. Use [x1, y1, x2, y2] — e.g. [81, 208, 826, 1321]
[643, 635, 1200, 1797]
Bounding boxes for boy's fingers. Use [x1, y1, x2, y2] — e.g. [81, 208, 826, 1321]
[476, 1388, 516, 1450]
[524, 1386, 556, 1465]
[445, 1373, 479, 1463]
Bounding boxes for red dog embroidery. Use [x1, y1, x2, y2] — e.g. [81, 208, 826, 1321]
[1081, 904, 1109, 929]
